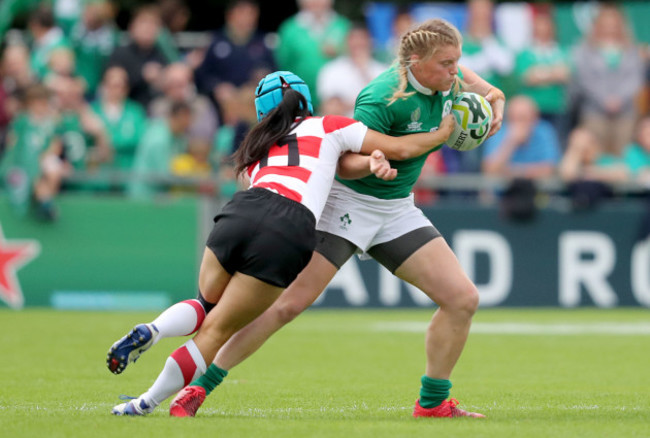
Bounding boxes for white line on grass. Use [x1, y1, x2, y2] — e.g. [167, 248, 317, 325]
[372, 322, 650, 335]
[199, 405, 411, 418]
[3, 403, 643, 416]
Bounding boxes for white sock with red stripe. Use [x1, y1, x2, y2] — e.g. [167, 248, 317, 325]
[150, 299, 206, 342]
[140, 339, 207, 407]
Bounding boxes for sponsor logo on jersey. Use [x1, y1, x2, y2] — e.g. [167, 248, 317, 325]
[407, 108, 423, 131]
[0, 224, 40, 309]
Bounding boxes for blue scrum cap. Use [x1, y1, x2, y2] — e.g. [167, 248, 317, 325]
[254, 71, 314, 122]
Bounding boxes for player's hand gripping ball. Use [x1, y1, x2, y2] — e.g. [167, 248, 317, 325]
[446, 92, 493, 151]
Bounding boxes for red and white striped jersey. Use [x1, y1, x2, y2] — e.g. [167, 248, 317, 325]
[247, 115, 368, 221]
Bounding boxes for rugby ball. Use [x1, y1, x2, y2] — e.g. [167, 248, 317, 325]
[446, 92, 493, 151]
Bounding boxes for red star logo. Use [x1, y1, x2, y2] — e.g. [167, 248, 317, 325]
[0, 225, 40, 309]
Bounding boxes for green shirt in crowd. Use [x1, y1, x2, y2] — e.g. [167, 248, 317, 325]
[31, 28, 71, 80]
[91, 99, 147, 171]
[70, 22, 118, 95]
[275, 12, 350, 110]
[0, 112, 57, 214]
[342, 66, 457, 199]
[54, 0, 82, 36]
[0, 0, 40, 42]
[515, 45, 569, 115]
[461, 36, 508, 91]
[1, 112, 57, 183]
[56, 111, 92, 172]
[157, 27, 182, 64]
[624, 144, 650, 175]
[128, 119, 187, 199]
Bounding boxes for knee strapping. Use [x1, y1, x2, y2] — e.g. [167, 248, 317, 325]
[196, 291, 216, 314]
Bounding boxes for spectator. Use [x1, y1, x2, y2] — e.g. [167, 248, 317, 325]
[0, 45, 37, 157]
[560, 127, 629, 184]
[559, 127, 629, 210]
[28, 6, 71, 80]
[275, 0, 351, 110]
[171, 138, 212, 179]
[640, 50, 650, 116]
[624, 115, 650, 185]
[317, 24, 387, 117]
[441, 143, 483, 175]
[569, 3, 644, 155]
[53, 0, 84, 36]
[43, 46, 77, 89]
[150, 63, 218, 143]
[482, 95, 560, 179]
[170, 137, 214, 195]
[194, 0, 275, 125]
[1, 45, 35, 117]
[514, 11, 570, 144]
[211, 82, 257, 197]
[128, 101, 192, 199]
[68, 0, 118, 97]
[0, 84, 58, 218]
[460, 0, 514, 91]
[91, 66, 147, 174]
[48, 74, 111, 183]
[107, 5, 168, 107]
[375, 8, 414, 64]
[0, 80, 9, 155]
[157, 0, 191, 63]
[0, 0, 41, 43]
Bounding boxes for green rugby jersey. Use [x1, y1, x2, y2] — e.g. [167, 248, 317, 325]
[91, 99, 147, 171]
[1, 113, 57, 182]
[56, 112, 91, 171]
[339, 66, 457, 199]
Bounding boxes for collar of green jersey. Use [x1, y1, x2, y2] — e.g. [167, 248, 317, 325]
[406, 67, 452, 97]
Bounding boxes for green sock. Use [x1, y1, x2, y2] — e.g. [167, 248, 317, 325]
[190, 364, 228, 395]
[419, 375, 452, 408]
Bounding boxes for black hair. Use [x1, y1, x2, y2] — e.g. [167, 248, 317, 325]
[226, 0, 259, 13]
[170, 100, 192, 116]
[29, 6, 55, 29]
[348, 21, 370, 33]
[234, 88, 311, 176]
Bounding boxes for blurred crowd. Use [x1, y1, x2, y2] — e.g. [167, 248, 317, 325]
[1, 0, 650, 221]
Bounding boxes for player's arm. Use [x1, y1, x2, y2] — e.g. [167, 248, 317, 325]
[337, 150, 396, 181]
[358, 115, 455, 161]
[459, 64, 505, 137]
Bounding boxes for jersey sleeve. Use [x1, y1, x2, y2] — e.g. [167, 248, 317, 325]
[354, 93, 394, 134]
[322, 115, 368, 154]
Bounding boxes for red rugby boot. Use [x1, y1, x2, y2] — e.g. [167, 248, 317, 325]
[169, 386, 206, 417]
[413, 398, 485, 418]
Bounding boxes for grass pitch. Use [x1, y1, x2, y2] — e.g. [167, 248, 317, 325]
[1, 308, 649, 437]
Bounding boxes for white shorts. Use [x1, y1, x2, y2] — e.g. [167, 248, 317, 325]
[316, 180, 436, 253]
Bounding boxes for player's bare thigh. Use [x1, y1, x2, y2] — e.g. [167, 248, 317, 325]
[394, 237, 478, 311]
[198, 247, 233, 303]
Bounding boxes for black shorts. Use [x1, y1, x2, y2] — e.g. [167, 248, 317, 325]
[206, 188, 317, 288]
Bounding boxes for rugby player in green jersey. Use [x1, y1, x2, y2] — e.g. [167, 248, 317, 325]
[198, 18, 505, 419]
